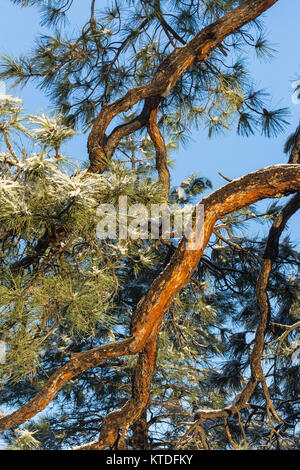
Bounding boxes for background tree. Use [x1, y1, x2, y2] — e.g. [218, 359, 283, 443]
[0, 0, 299, 450]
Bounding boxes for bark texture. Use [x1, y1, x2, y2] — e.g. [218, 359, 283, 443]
[0, 0, 283, 449]
[87, 0, 278, 189]
[0, 164, 299, 443]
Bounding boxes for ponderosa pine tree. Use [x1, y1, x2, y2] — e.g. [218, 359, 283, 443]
[0, 0, 299, 450]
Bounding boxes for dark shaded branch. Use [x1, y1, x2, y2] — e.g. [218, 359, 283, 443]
[194, 172, 300, 433]
[147, 96, 170, 195]
[130, 410, 151, 450]
[153, 0, 186, 46]
[71, 333, 158, 450]
[10, 220, 69, 273]
[87, 0, 278, 174]
[288, 121, 300, 163]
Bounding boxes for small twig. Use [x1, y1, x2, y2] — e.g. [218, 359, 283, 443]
[214, 229, 244, 250]
[0, 128, 19, 162]
[218, 171, 232, 182]
[224, 417, 238, 449]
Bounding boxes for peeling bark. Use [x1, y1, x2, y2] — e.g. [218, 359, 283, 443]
[0, 164, 299, 438]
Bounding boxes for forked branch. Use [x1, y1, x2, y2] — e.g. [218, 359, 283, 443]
[87, 0, 278, 177]
[0, 164, 299, 442]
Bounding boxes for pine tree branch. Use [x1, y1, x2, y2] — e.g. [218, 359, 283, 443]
[87, 0, 279, 174]
[194, 175, 300, 436]
[0, 163, 299, 438]
[147, 96, 170, 195]
[153, 0, 186, 46]
[71, 333, 158, 450]
[130, 410, 151, 450]
[92, 96, 159, 172]
[10, 224, 67, 272]
[0, 128, 19, 162]
[288, 121, 300, 163]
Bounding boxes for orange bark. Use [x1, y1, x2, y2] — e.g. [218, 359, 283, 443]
[0, 164, 299, 436]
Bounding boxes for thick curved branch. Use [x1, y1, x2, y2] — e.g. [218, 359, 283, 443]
[87, 0, 278, 173]
[147, 96, 170, 195]
[89, 97, 159, 173]
[194, 187, 300, 432]
[72, 332, 158, 450]
[0, 163, 299, 434]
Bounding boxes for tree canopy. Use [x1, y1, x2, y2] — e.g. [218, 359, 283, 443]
[0, 0, 299, 451]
